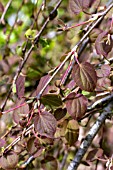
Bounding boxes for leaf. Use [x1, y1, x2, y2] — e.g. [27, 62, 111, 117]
[96, 77, 111, 91]
[65, 92, 88, 119]
[13, 99, 29, 124]
[95, 31, 113, 57]
[96, 64, 111, 78]
[36, 74, 51, 96]
[27, 137, 37, 154]
[41, 94, 62, 107]
[65, 120, 79, 146]
[54, 108, 67, 121]
[34, 111, 57, 138]
[69, 0, 96, 14]
[86, 148, 103, 161]
[39, 37, 49, 48]
[0, 2, 4, 13]
[16, 75, 25, 99]
[89, 28, 102, 43]
[72, 62, 97, 92]
[0, 151, 19, 169]
[25, 29, 37, 40]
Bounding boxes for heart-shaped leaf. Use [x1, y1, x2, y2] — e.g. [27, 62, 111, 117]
[65, 92, 88, 119]
[34, 111, 57, 138]
[65, 120, 79, 146]
[72, 62, 97, 92]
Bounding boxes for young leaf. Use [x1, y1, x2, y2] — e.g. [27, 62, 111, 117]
[95, 31, 113, 57]
[65, 92, 88, 119]
[65, 119, 79, 146]
[34, 111, 57, 138]
[16, 75, 25, 99]
[25, 29, 37, 40]
[72, 62, 97, 92]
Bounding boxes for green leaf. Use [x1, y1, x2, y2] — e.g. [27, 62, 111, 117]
[65, 120, 79, 146]
[25, 29, 37, 40]
[39, 37, 49, 48]
[41, 94, 62, 107]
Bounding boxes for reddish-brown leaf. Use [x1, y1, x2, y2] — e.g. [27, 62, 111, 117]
[86, 148, 103, 161]
[95, 31, 113, 57]
[96, 64, 111, 78]
[69, 0, 96, 14]
[72, 62, 97, 92]
[16, 75, 25, 99]
[65, 92, 88, 119]
[36, 74, 51, 96]
[0, 151, 19, 169]
[54, 108, 67, 121]
[34, 111, 57, 138]
[96, 77, 111, 91]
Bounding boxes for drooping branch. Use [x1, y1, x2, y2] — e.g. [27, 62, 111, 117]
[67, 101, 113, 170]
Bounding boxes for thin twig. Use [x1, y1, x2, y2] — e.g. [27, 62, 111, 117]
[4, 124, 34, 152]
[5, 0, 24, 46]
[0, 0, 13, 24]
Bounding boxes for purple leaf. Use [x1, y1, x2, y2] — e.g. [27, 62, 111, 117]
[72, 62, 97, 92]
[36, 74, 51, 96]
[65, 92, 88, 119]
[96, 64, 111, 78]
[16, 75, 25, 99]
[34, 111, 57, 138]
[95, 31, 113, 57]
[69, 0, 96, 14]
[0, 151, 19, 169]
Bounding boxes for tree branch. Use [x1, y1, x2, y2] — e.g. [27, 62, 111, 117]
[36, 2, 113, 99]
[0, 0, 13, 24]
[67, 101, 113, 170]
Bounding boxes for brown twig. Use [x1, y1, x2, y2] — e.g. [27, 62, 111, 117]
[0, 0, 13, 24]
